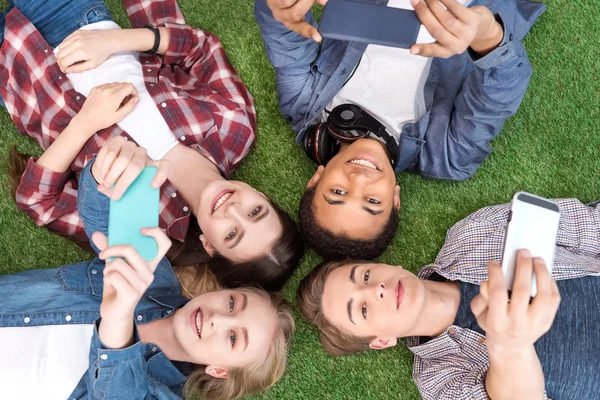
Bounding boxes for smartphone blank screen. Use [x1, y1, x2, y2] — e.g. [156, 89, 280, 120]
[501, 192, 561, 297]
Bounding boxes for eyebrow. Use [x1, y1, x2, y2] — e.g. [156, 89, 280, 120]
[347, 298, 356, 325]
[324, 195, 383, 215]
[241, 293, 248, 311]
[242, 327, 249, 351]
[350, 264, 359, 284]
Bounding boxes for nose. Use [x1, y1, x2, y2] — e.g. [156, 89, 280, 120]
[207, 310, 235, 333]
[375, 282, 385, 300]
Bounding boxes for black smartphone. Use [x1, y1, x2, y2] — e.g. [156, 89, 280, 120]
[318, 0, 421, 49]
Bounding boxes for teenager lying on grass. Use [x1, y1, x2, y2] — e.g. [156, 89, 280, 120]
[255, 0, 545, 260]
[1, 0, 303, 291]
[297, 198, 600, 399]
[0, 159, 295, 400]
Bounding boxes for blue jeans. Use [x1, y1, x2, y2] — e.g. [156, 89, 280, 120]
[0, 0, 112, 108]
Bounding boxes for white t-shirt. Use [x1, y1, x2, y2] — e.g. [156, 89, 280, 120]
[55, 21, 178, 160]
[0, 324, 94, 400]
[324, 0, 468, 141]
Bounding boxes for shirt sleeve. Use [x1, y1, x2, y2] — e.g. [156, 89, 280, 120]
[15, 157, 87, 242]
[416, 15, 533, 181]
[160, 23, 257, 175]
[85, 319, 154, 400]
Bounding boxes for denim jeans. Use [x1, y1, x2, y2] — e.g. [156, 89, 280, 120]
[0, 0, 112, 107]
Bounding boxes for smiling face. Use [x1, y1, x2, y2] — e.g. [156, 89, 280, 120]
[321, 262, 426, 342]
[172, 289, 276, 369]
[309, 139, 399, 240]
[196, 180, 283, 262]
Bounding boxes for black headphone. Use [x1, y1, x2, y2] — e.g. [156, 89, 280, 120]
[303, 104, 399, 166]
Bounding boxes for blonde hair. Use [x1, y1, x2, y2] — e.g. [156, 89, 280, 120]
[173, 267, 295, 400]
[296, 260, 375, 356]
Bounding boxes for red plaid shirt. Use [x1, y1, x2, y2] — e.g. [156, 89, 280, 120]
[0, 0, 256, 242]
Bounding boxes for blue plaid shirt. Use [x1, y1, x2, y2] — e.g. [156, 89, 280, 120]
[408, 199, 600, 399]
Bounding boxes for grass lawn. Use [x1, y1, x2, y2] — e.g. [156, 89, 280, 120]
[0, 0, 598, 398]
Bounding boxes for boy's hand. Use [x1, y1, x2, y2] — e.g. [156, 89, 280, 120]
[267, 0, 328, 42]
[91, 136, 170, 201]
[57, 29, 121, 73]
[75, 82, 139, 134]
[471, 250, 561, 355]
[410, 0, 504, 58]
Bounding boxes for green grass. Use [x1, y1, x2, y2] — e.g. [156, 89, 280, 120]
[0, 0, 598, 398]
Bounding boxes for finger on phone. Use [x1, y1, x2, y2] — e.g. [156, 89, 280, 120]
[101, 244, 152, 276]
[410, 42, 452, 58]
[109, 157, 144, 201]
[105, 258, 150, 291]
[98, 138, 125, 183]
[438, 0, 472, 23]
[104, 270, 132, 295]
[511, 249, 534, 308]
[140, 227, 172, 270]
[91, 232, 109, 252]
[486, 261, 508, 321]
[103, 144, 135, 187]
[425, 0, 464, 33]
[531, 257, 552, 298]
[149, 160, 170, 188]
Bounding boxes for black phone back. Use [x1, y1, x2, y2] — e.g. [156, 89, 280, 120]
[318, 0, 421, 49]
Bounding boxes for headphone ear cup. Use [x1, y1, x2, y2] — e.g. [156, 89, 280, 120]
[303, 123, 339, 165]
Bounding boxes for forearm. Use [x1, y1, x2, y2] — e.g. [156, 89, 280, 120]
[103, 28, 170, 55]
[36, 117, 96, 173]
[486, 345, 545, 400]
[98, 315, 135, 349]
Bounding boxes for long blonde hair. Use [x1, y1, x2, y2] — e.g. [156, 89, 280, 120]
[173, 268, 295, 400]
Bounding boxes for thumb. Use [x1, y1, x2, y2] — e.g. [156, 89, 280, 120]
[116, 96, 139, 119]
[140, 227, 172, 271]
[92, 232, 109, 252]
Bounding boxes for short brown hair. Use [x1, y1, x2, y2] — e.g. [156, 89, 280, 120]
[296, 259, 375, 356]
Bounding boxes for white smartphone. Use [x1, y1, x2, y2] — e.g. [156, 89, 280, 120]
[501, 192, 561, 297]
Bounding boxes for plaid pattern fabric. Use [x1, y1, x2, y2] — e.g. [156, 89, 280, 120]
[407, 198, 600, 400]
[0, 0, 256, 242]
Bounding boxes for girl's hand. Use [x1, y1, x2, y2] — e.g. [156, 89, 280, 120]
[91, 136, 170, 200]
[471, 250, 561, 355]
[75, 82, 139, 134]
[57, 29, 121, 73]
[410, 0, 504, 58]
[92, 228, 172, 324]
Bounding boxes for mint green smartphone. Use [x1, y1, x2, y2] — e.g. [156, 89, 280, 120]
[108, 166, 160, 261]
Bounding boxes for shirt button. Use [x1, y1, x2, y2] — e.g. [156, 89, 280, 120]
[152, 346, 158, 352]
[137, 315, 143, 321]
[91, 269, 97, 275]
[161, 102, 167, 108]
[477, 337, 485, 345]
[149, 84, 155, 87]
[100, 354, 108, 360]
[44, 49, 48, 53]
[147, 69, 151, 72]
[171, 192, 177, 198]
[448, 327, 457, 335]
[145, 61, 150, 64]
[65, 315, 72, 322]
[166, 309, 173, 314]
[180, 136, 186, 141]
[58, 75, 62, 80]
[76, 95, 81, 100]
[24, 317, 31, 323]
[183, 206, 189, 212]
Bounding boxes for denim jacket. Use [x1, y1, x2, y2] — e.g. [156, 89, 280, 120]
[0, 161, 190, 399]
[255, 0, 546, 180]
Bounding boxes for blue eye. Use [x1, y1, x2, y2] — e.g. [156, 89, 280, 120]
[230, 330, 237, 347]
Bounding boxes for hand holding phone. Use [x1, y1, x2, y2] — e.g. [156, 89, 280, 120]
[501, 192, 561, 297]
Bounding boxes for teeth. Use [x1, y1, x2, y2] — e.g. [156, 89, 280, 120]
[196, 310, 201, 338]
[213, 192, 232, 212]
[350, 159, 377, 170]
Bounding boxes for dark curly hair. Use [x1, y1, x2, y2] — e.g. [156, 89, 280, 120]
[298, 186, 399, 260]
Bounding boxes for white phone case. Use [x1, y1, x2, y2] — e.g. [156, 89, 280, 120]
[501, 192, 561, 297]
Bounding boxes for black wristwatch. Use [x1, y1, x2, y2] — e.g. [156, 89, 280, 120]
[143, 24, 161, 54]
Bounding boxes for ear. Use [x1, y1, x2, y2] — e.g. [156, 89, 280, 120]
[393, 185, 401, 211]
[307, 165, 325, 189]
[199, 234, 215, 257]
[368, 337, 398, 350]
[205, 365, 228, 379]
